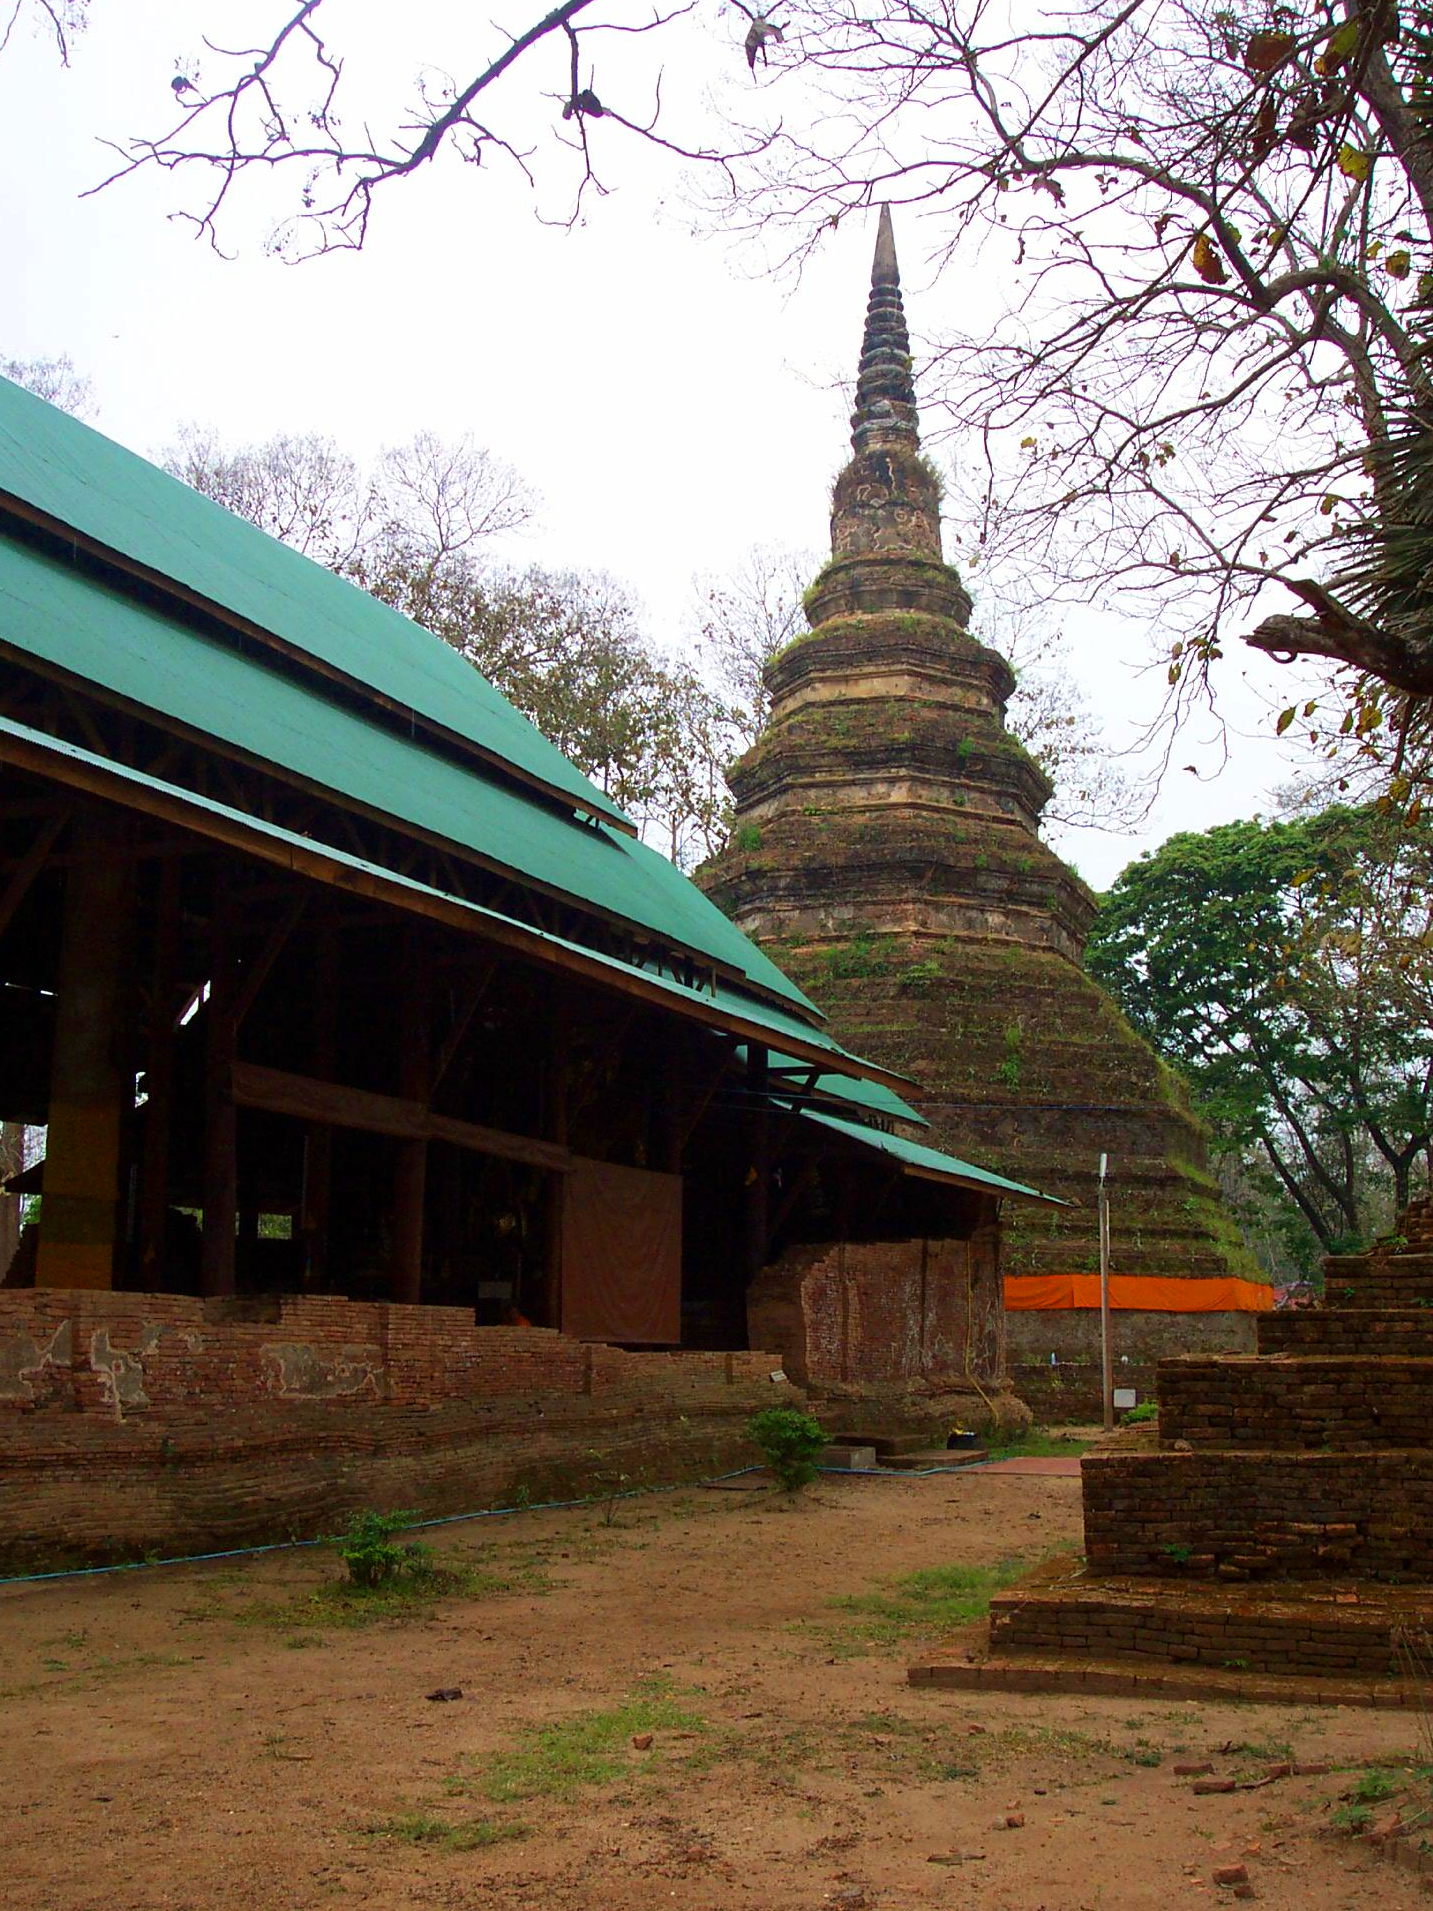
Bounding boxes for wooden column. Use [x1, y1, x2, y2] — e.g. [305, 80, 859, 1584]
[543, 1009, 571, 1331]
[35, 817, 135, 1291]
[136, 859, 181, 1292]
[743, 1044, 771, 1282]
[390, 931, 431, 1306]
[301, 927, 338, 1290]
[200, 894, 238, 1298]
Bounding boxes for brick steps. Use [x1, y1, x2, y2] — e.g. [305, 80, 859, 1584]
[1259, 1309, 1433, 1357]
[933, 1203, 1433, 1702]
[981, 1556, 1433, 1677]
[1157, 1353, 1433, 1449]
[908, 1652, 1424, 1709]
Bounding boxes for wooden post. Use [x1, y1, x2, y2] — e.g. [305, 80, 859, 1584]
[390, 930, 431, 1306]
[35, 815, 134, 1292]
[543, 1009, 571, 1331]
[301, 926, 338, 1290]
[744, 1045, 771, 1282]
[136, 858, 181, 1292]
[200, 892, 239, 1298]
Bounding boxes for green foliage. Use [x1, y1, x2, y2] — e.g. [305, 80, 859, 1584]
[331, 1509, 434, 1590]
[1087, 803, 1433, 1264]
[1122, 1401, 1159, 1424]
[747, 1407, 828, 1491]
[733, 822, 763, 851]
[995, 1021, 1024, 1088]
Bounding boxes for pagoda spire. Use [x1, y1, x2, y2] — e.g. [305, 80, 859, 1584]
[850, 204, 920, 454]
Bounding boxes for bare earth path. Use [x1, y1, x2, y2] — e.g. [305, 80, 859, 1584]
[1, 1465, 1424, 1911]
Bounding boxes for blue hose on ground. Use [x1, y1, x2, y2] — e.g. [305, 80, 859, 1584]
[0, 1457, 999, 1589]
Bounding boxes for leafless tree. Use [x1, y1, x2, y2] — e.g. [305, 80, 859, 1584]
[2, 351, 95, 418]
[19, 4, 1433, 727]
[0, 0, 86, 65]
[159, 426, 537, 572]
[67, 0, 770, 254]
[718, 0, 1433, 716]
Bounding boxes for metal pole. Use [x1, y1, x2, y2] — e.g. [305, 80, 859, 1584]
[1098, 1152, 1113, 1431]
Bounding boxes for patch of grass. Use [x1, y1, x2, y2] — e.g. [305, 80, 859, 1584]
[985, 1429, 1090, 1460]
[476, 1683, 707, 1803]
[364, 1812, 529, 1852]
[188, 1549, 550, 1632]
[827, 1559, 1028, 1648]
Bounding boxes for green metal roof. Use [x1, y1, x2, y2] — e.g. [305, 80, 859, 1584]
[0, 712, 914, 1088]
[796, 1106, 1063, 1205]
[0, 534, 814, 1014]
[0, 374, 627, 826]
[735, 1046, 929, 1127]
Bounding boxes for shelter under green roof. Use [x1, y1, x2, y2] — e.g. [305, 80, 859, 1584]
[0, 500, 814, 1018]
[0, 374, 627, 826]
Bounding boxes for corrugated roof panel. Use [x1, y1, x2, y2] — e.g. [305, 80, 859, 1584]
[797, 1106, 1063, 1205]
[0, 536, 815, 1014]
[0, 713, 903, 1087]
[0, 374, 627, 825]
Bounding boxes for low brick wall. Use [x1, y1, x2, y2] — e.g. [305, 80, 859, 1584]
[1258, 1310, 1433, 1357]
[1158, 1354, 1433, 1450]
[1082, 1449, 1433, 1580]
[0, 1384, 787, 1571]
[0, 1290, 783, 1419]
[0, 1289, 801, 1568]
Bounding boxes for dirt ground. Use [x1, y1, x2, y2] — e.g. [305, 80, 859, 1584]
[1, 1462, 1426, 1911]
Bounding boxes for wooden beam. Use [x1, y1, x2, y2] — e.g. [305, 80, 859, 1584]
[431, 958, 496, 1090]
[0, 811, 65, 941]
[230, 1061, 575, 1175]
[230, 894, 306, 1029]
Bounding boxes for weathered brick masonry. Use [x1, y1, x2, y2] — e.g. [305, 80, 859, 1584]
[0, 1291, 793, 1568]
[919, 1200, 1433, 1692]
[1082, 1449, 1433, 1580]
[1157, 1354, 1433, 1450]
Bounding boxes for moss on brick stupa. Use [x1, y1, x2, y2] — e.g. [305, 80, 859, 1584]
[698, 208, 1262, 1413]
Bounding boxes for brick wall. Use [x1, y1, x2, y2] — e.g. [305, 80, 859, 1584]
[0, 1290, 782, 1421]
[0, 1382, 793, 1571]
[747, 1232, 1003, 1394]
[1158, 1354, 1433, 1449]
[1258, 1310, 1433, 1357]
[0, 1289, 803, 1568]
[1082, 1449, 1433, 1580]
[1321, 1251, 1433, 1310]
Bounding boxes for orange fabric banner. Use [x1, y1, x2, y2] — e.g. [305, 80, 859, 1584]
[1004, 1274, 1274, 1313]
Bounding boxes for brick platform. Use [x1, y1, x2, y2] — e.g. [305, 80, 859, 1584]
[910, 1201, 1433, 1702]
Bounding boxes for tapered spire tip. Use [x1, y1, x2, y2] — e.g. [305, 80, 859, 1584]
[850, 205, 919, 453]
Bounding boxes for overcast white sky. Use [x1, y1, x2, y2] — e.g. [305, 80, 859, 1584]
[1, 1, 1331, 888]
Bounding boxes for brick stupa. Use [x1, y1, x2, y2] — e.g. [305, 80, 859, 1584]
[698, 208, 1261, 1406]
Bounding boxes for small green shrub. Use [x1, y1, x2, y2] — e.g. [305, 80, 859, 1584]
[1122, 1401, 1159, 1424]
[747, 1407, 828, 1492]
[331, 1509, 434, 1590]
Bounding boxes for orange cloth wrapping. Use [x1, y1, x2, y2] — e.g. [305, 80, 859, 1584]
[1004, 1274, 1273, 1313]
